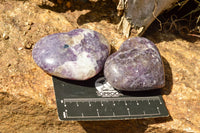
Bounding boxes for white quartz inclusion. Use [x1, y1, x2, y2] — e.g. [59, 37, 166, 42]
[55, 52, 97, 80]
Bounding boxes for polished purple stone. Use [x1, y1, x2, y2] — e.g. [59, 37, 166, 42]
[32, 29, 110, 80]
[104, 37, 165, 91]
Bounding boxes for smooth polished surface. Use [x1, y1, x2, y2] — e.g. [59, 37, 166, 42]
[104, 37, 165, 91]
[32, 29, 110, 80]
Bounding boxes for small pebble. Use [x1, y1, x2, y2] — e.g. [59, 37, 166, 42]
[3, 33, 9, 40]
[18, 47, 23, 50]
[24, 41, 33, 49]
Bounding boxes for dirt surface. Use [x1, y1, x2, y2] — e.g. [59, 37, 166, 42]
[0, 0, 200, 132]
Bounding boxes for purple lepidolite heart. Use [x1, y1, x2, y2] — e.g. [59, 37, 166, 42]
[104, 37, 165, 91]
[32, 28, 110, 80]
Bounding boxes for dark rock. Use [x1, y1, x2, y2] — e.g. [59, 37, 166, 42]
[104, 37, 165, 91]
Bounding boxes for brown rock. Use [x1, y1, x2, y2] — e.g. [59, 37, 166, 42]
[0, 0, 199, 133]
[2, 33, 9, 40]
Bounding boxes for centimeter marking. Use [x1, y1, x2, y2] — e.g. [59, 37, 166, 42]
[63, 112, 161, 119]
[53, 77, 168, 120]
[63, 96, 162, 103]
[61, 96, 163, 119]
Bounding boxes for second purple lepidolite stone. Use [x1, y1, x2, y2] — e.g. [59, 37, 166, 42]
[104, 37, 165, 91]
[32, 29, 110, 80]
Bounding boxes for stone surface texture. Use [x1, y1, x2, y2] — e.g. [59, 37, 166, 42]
[0, 0, 200, 133]
[32, 29, 110, 80]
[104, 37, 165, 91]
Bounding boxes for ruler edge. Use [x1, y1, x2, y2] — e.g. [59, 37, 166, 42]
[57, 113, 169, 121]
[52, 76, 169, 121]
[56, 96, 169, 121]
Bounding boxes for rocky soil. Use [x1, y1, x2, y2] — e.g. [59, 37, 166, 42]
[0, 0, 199, 132]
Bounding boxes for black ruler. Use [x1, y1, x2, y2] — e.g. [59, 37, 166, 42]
[52, 74, 169, 121]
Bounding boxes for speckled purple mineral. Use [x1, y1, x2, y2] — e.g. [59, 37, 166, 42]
[104, 37, 165, 91]
[32, 29, 110, 80]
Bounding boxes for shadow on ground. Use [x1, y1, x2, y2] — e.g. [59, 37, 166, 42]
[161, 56, 173, 95]
[78, 57, 173, 133]
[38, 1, 174, 132]
[39, 0, 121, 25]
[78, 116, 174, 133]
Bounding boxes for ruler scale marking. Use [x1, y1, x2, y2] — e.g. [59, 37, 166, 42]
[65, 113, 161, 119]
[53, 76, 169, 121]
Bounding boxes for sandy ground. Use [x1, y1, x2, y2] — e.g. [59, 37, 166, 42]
[0, 0, 200, 132]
